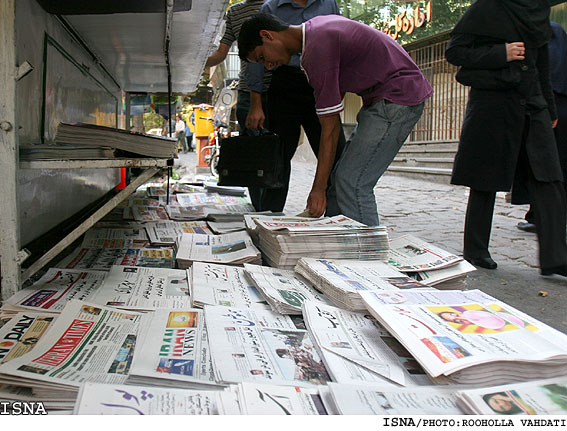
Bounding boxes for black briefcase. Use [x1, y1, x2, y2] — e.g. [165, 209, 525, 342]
[217, 130, 285, 188]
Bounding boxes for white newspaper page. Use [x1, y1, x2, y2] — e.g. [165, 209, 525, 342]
[93, 266, 190, 311]
[0, 300, 143, 388]
[302, 301, 407, 386]
[132, 206, 169, 222]
[176, 231, 260, 266]
[328, 383, 462, 415]
[237, 382, 329, 415]
[360, 289, 567, 378]
[456, 377, 567, 415]
[388, 235, 462, 272]
[145, 221, 212, 245]
[74, 382, 230, 414]
[3, 268, 107, 313]
[127, 309, 215, 386]
[59, 246, 175, 270]
[0, 312, 57, 364]
[191, 262, 268, 309]
[255, 215, 366, 233]
[204, 305, 330, 386]
[81, 228, 148, 245]
[244, 264, 333, 314]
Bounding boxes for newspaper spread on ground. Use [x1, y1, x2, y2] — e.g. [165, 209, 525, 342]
[74, 382, 238, 414]
[243, 264, 333, 314]
[58, 246, 175, 270]
[204, 182, 247, 196]
[92, 266, 190, 311]
[302, 301, 417, 386]
[81, 228, 148, 245]
[234, 382, 332, 415]
[176, 193, 252, 209]
[295, 258, 431, 311]
[327, 383, 462, 415]
[0, 300, 143, 391]
[166, 204, 207, 221]
[360, 289, 567, 385]
[0, 312, 57, 364]
[2, 268, 107, 313]
[204, 305, 330, 387]
[388, 235, 462, 272]
[176, 231, 261, 268]
[132, 206, 170, 222]
[207, 220, 247, 234]
[126, 308, 216, 388]
[455, 377, 567, 415]
[190, 262, 268, 309]
[145, 221, 212, 245]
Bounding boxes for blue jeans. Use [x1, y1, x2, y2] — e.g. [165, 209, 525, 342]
[326, 100, 425, 226]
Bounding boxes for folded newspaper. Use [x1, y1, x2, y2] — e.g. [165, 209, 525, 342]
[253, 215, 390, 269]
[388, 235, 463, 272]
[455, 377, 567, 415]
[176, 231, 262, 268]
[360, 289, 567, 385]
[243, 264, 333, 314]
[190, 262, 269, 309]
[295, 258, 432, 311]
[145, 221, 212, 245]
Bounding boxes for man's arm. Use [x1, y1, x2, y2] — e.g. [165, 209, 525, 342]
[246, 90, 266, 130]
[307, 114, 341, 217]
[205, 42, 230, 68]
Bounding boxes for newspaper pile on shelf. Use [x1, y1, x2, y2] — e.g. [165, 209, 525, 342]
[55, 122, 177, 158]
[253, 215, 390, 269]
[360, 289, 567, 386]
[190, 262, 268, 309]
[455, 377, 567, 415]
[388, 235, 474, 288]
[243, 264, 333, 314]
[19, 143, 116, 160]
[295, 258, 431, 311]
[176, 231, 262, 268]
[204, 305, 330, 387]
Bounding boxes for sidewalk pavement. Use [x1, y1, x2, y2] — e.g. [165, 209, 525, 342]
[175, 147, 567, 333]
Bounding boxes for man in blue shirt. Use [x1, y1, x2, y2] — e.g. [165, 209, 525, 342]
[245, 0, 346, 212]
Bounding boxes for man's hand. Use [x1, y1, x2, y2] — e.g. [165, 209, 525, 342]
[552, 119, 558, 128]
[246, 105, 265, 130]
[306, 187, 327, 218]
[505, 42, 525, 62]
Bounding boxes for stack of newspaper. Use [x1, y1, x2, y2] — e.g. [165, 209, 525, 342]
[19, 143, 116, 160]
[244, 215, 313, 243]
[455, 377, 567, 415]
[176, 231, 262, 268]
[388, 235, 475, 288]
[295, 258, 431, 311]
[253, 215, 389, 269]
[55, 122, 177, 158]
[243, 264, 333, 314]
[190, 262, 268, 309]
[361, 289, 567, 386]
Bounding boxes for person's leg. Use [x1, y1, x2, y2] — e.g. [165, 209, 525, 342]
[261, 69, 302, 212]
[463, 189, 497, 263]
[328, 100, 424, 225]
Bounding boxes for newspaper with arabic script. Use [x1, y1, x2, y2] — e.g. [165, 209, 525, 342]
[360, 289, 567, 385]
[388, 235, 462, 272]
[92, 266, 190, 311]
[204, 305, 330, 387]
[0, 300, 143, 391]
[74, 382, 239, 414]
[190, 262, 268, 309]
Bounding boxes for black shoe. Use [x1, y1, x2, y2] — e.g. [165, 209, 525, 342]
[517, 222, 537, 233]
[541, 265, 567, 277]
[464, 256, 498, 270]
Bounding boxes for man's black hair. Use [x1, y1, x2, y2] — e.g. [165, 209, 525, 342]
[238, 13, 290, 62]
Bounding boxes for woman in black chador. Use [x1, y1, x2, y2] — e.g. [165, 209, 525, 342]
[445, 0, 567, 276]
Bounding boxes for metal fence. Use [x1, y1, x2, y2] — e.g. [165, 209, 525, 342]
[408, 39, 468, 143]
